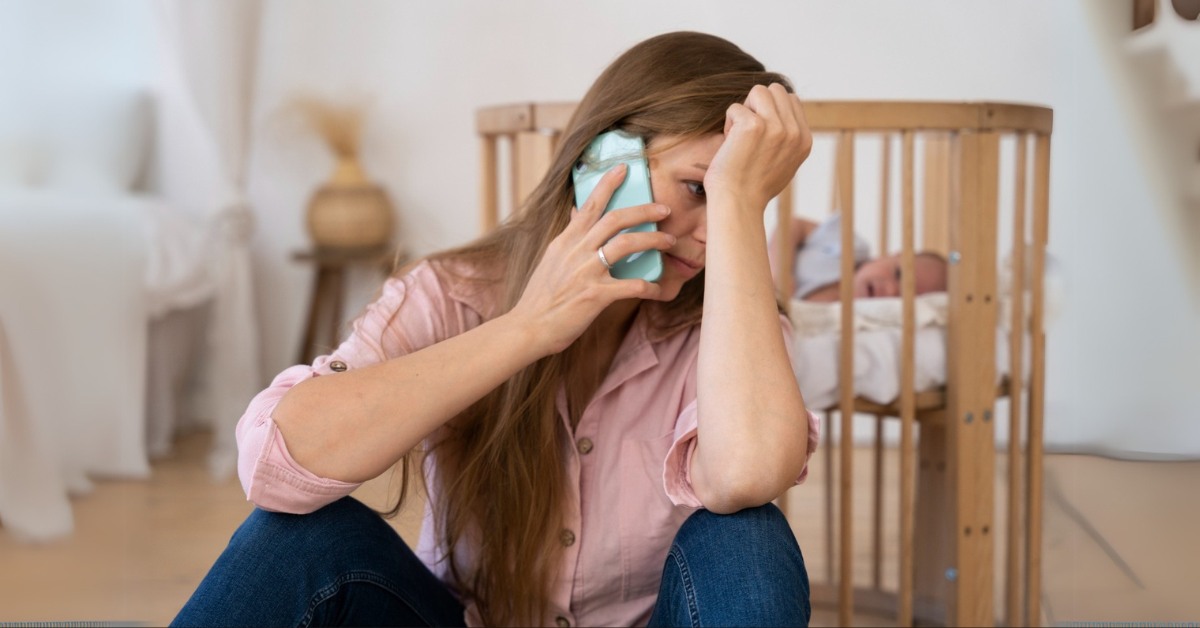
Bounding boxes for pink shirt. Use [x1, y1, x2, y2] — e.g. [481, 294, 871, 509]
[236, 260, 820, 627]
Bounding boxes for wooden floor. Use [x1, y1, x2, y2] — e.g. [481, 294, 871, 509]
[1, 430, 1197, 626]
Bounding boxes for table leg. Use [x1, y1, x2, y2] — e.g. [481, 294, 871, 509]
[325, 267, 346, 353]
[297, 267, 328, 365]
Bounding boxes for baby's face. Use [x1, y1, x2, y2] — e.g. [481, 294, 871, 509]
[853, 253, 948, 298]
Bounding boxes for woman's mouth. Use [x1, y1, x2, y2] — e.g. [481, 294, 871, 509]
[664, 252, 702, 277]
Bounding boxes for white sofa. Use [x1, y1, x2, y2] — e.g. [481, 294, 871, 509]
[0, 86, 215, 541]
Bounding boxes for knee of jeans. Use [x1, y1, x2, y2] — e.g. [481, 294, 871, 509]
[674, 503, 809, 599]
[232, 496, 387, 556]
[677, 502, 792, 544]
[675, 503, 807, 569]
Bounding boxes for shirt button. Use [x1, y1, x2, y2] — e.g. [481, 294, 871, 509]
[559, 528, 576, 547]
[329, 360, 348, 372]
[555, 617, 570, 628]
[576, 437, 593, 455]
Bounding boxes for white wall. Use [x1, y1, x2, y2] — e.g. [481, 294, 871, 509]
[1041, 1, 1200, 458]
[0, 0, 153, 88]
[4, 0, 1197, 457]
[247, 0, 1060, 393]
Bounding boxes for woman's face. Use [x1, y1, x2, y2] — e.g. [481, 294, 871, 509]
[645, 133, 724, 300]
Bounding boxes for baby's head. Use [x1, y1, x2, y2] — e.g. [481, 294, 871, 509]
[853, 251, 948, 298]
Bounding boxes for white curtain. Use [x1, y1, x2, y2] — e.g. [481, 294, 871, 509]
[150, 0, 264, 480]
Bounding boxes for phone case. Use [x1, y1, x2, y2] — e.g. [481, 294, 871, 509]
[571, 130, 663, 283]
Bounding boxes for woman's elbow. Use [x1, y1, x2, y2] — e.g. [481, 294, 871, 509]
[693, 459, 801, 514]
[697, 479, 778, 514]
[692, 430, 808, 513]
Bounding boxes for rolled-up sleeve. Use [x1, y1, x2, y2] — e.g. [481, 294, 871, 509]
[236, 262, 472, 513]
[662, 313, 822, 508]
[237, 366, 362, 513]
[663, 403, 821, 508]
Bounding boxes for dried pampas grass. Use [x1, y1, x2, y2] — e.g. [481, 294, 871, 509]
[285, 95, 370, 159]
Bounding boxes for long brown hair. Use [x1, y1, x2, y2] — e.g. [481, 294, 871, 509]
[392, 32, 791, 626]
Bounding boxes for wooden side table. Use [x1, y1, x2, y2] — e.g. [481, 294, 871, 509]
[292, 244, 405, 364]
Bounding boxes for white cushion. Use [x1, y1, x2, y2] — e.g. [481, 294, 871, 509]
[3, 85, 153, 196]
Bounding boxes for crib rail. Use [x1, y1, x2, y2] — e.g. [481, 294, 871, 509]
[475, 100, 1051, 628]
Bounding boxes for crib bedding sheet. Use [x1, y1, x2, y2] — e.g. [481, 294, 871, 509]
[0, 189, 211, 540]
[789, 294, 1024, 411]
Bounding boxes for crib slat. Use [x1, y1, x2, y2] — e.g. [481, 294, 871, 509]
[480, 135, 499, 233]
[898, 130, 917, 627]
[504, 133, 520, 219]
[946, 130, 1000, 627]
[872, 415, 884, 590]
[870, 135, 892, 591]
[922, 135, 952, 257]
[549, 130, 564, 155]
[776, 180, 796, 309]
[1026, 133, 1051, 628]
[514, 131, 555, 215]
[837, 130, 857, 628]
[1007, 133, 1029, 626]
[776, 179, 796, 511]
[824, 411, 836, 584]
[879, 134, 892, 255]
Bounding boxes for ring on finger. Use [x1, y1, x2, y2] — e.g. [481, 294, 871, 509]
[597, 246, 613, 270]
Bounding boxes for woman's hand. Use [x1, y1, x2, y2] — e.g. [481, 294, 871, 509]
[509, 164, 677, 355]
[704, 83, 813, 213]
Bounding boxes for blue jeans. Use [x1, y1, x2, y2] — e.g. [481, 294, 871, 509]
[171, 497, 810, 627]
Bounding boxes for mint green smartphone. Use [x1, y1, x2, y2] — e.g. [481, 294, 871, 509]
[572, 130, 663, 283]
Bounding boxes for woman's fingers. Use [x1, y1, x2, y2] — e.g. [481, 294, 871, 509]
[791, 96, 814, 163]
[742, 83, 807, 157]
[587, 203, 670, 248]
[723, 101, 759, 138]
[771, 85, 813, 163]
[767, 83, 802, 138]
[745, 84, 783, 135]
[710, 82, 814, 208]
[605, 277, 669, 302]
[569, 163, 628, 235]
[600, 229, 676, 265]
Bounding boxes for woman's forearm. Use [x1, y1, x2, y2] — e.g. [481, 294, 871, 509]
[693, 194, 809, 513]
[273, 312, 545, 483]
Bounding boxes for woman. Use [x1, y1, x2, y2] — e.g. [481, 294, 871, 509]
[174, 31, 820, 628]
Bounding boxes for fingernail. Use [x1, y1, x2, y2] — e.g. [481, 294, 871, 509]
[657, 205, 670, 216]
[666, 234, 677, 244]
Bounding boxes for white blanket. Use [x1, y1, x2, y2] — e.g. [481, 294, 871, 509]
[789, 294, 1017, 411]
[786, 251, 1062, 412]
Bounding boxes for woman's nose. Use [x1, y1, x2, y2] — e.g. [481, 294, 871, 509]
[691, 210, 707, 244]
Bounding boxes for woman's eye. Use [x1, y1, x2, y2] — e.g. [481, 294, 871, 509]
[685, 181, 706, 197]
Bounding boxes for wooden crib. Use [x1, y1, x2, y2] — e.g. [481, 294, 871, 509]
[475, 100, 1051, 627]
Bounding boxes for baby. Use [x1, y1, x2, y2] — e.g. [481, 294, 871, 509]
[771, 214, 948, 302]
